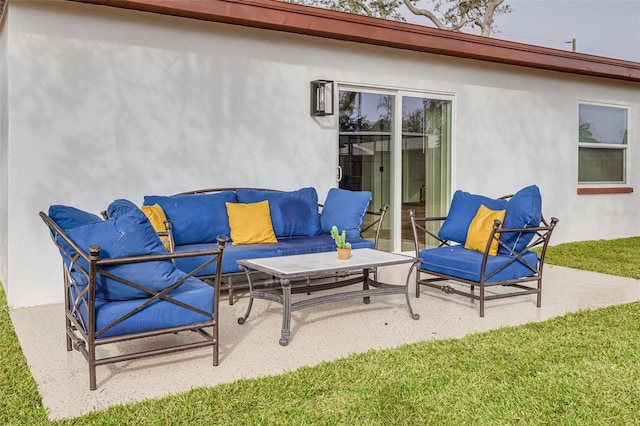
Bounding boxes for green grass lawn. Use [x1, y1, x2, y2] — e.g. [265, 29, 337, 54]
[2, 238, 640, 425]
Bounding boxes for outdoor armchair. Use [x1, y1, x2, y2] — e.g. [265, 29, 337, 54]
[409, 185, 558, 317]
[41, 199, 226, 390]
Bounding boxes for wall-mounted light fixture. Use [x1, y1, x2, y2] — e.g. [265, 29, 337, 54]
[310, 80, 334, 116]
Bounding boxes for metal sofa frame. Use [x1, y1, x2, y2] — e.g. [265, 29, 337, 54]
[408, 195, 558, 317]
[40, 212, 226, 390]
[173, 188, 389, 305]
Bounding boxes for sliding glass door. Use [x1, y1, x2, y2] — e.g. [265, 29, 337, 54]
[401, 96, 452, 251]
[338, 87, 451, 252]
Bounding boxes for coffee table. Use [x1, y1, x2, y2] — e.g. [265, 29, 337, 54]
[236, 248, 420, 345]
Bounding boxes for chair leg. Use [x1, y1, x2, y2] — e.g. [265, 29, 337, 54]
[65, 316, 72, 352]
[537, 278, 542, 307]
[89, 345, 97, 391]
[213, 321, 219, 366]
[479, 284, 485, 318]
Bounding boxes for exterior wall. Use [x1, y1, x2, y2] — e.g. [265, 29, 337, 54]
[4, 0, 640, 307]
[0, 6, 8, 295]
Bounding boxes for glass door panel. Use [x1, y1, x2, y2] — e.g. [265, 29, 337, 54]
[401, 97, 451, 251]
[338, 88, 451, 253]
[338, 90, 393, 251]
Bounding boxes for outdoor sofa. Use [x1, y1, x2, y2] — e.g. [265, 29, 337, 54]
[409, 185, 558, 317]
[141, 187, 387, 304]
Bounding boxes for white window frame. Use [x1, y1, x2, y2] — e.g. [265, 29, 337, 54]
[577, 101, 629, 187]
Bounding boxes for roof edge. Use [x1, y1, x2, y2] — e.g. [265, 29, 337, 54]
[70, 0, 640, 82]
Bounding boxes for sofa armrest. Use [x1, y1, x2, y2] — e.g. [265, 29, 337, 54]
[360, 204, 389, 249]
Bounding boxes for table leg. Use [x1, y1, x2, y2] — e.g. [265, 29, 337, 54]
[279, 278, 292, 346]
[238, 267, 254, 325]
[362, 268, 370, 304]
[405, 261, 420, 320]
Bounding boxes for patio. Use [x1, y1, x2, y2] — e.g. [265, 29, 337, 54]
[10, 263, 640, 420]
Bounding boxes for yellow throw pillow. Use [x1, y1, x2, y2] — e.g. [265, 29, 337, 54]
[464, 204, 506, 256]
[140, 203, 171, 250]
[226, 200, 278, 245]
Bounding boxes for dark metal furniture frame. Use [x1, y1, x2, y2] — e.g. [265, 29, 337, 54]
[236, 248, 419, 345]
[40, 212, 226, 390]
[408, 196, 559, 317]
[174, 188, 389, 305]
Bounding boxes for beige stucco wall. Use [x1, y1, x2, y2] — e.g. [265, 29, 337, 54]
[3, 0, 639, 307]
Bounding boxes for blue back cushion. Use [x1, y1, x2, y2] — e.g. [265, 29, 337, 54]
[498, 185, 542, 254]
[320, 188, 372, 238]
[236, 187, 320, 237]
[66, 200, 183, 301]
[48, 205, 103, 231]
[438, 190, 508, 245]
[144, 191, 237, 245]
[48, 205, 104, 268]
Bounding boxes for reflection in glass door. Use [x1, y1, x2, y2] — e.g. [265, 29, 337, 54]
[401, 97, 452, 251]
[338, 91, 393, 250]
[338, 88, 451, 252]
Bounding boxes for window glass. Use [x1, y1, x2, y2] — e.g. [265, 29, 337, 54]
[578, 103, 628, 184]
[578, 147, 624, 182]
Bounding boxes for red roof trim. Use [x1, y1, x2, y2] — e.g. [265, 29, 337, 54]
[69, 0, 640, 82]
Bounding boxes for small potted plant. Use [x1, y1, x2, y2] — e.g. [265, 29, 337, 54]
[330, 225, 352, 259]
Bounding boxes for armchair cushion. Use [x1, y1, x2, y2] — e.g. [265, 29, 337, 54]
[498, 185, 542, 254]
[438, 190, 507, 245]
[226, 201, 278, 244]
[464, 205, 505, 256]
[144, 191, 237, 245]
[236, 187, 320, 237]
[320, 188, 372, 238]
[48, 205, 102, 230]
[419, 245, 539, 283]
[67, 200, 185, 301]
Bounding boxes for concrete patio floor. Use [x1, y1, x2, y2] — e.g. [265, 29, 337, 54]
[10, 264, 640, 420]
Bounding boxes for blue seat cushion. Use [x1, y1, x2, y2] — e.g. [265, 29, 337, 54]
[418, 245, 539, 283]
[65, 201, 186, 301]
[174, 242, 281, 275]
[320, 188, 372, 238]
[236, 187, 320, 237]
[498, 185, 542, 255]
[71, 276, 215, 339]
[438, 190, 507, 245]
[174, 235, 374, 276]
[143, 191, 237, 245]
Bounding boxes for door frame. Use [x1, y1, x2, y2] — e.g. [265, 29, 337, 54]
[337, 83, 456, 253]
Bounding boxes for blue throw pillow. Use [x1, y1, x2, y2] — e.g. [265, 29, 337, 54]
[438, 190, 508, 245]
[106, 198, 142, 219]
[320, 188, 372, 238]
[498, 185, 542, 254]
[66, 209, 180, 301]
[144, 191, 237, 245]
[236, 187, 320, 237]
[48, 205, 103, 231]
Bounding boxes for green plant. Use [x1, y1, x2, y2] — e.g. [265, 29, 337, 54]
[330, 225, 351, 249]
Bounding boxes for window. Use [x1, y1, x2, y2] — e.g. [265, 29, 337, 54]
[578, 103, 628, 184]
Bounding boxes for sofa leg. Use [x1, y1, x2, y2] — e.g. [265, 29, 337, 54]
[228, 277, 234, 305]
